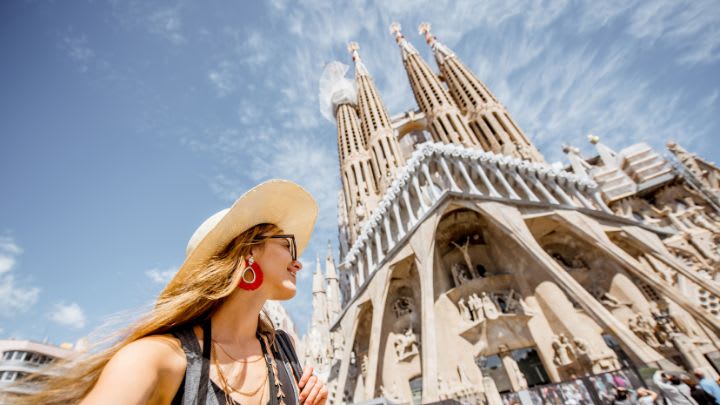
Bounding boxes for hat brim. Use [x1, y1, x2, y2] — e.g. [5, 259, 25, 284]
[163, 179, 318, 294]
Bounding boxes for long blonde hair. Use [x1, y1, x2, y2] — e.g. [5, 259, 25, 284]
[12, 223, 280, 405]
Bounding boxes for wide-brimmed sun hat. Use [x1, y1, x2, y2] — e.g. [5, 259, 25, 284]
[162, 179, 318, 294]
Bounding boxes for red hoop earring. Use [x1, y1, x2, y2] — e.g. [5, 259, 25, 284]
[239, 256, 263, 290]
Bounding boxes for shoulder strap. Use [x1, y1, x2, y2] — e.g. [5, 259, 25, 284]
[171, 322, 216, 405]
[274, 330, 303, 382]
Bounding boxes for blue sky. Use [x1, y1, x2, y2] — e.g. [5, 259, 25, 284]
[1, 0, 719, 345]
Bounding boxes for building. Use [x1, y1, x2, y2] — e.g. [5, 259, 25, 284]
[306, 22, 720, 404]
[0, 338, 84, 397]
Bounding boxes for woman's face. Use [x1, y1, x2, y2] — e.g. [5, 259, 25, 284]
[252, 231, 302, 300]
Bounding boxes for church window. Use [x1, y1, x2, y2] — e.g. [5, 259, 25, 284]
[476, 354, 512, 393]
[409, 376, 423, 404]
[512, 347, 551, 388]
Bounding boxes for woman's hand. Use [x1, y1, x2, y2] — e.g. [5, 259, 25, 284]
[298, 365, 328, 405]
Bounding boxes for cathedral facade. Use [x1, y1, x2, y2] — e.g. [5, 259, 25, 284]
[305, 22, 720, 405]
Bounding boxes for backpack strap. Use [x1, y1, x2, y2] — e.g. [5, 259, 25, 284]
[274, 329, 303, 382]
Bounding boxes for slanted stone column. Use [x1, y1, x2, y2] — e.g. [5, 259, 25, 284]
[332, 304, 363, 403]
[552, 211, 720, 336]
[620, 225, 720, 298]
[364, 269, 391, 399]
[408, 211, 443, 402]
[474, 201, 669, 369]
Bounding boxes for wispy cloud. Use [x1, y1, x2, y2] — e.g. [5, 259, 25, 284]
[61, 33, 96, 73]
[0, 235, 39, 317]
[208, 60, 237, 97]
[48, 302, 87, 329]
[145, 267, 178, 284]
[146, 7, 186, 45]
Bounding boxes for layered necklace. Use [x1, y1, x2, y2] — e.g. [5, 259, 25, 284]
[212, 335, 287, 405]
[212, 341, 267, 405]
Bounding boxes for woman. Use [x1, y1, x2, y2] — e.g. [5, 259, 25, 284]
[15, 179, 328, 405]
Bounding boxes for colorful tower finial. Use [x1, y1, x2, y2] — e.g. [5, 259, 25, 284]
[347, 41, 360, 59]
[347, 41, 368, 76]
[389, 22, 402, 40]
[418, 22, 434, 44]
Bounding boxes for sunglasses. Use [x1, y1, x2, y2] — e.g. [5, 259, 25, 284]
[255, 234, 297, 261]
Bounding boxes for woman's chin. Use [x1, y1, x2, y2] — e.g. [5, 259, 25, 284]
[274, 282, 297, 300]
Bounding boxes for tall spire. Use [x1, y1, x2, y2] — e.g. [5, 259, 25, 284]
[337, 101, 379, 241]
[325, 241, 342, 322]
[348, 41, 404, 192]
[419, 22, 544, 162]
[313, 253, 326, 294]
[389, 22, 478, 148]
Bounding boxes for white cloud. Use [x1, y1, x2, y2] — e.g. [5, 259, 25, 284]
[0, 256, 16, 275]
[0, 235, 39, 317]
[49, 302, 87, 329]
[0, 274, 40, 317]
[208, 60, 236, 97]
[146, 7, 186, 45]
[145, 267, 178, 284]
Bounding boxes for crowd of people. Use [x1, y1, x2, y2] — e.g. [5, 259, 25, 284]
[609, 369, 720, 404]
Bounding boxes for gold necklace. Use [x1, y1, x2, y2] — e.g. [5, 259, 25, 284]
[213, 340, 265, 363]
[212, 343, 268, 397]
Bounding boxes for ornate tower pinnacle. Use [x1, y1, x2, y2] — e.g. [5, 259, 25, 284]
[390, 22, 419, 59]
[325, 241, 342, 321]
[418, 23, 544, 162]
[324, 62, 380, 243]
[347, 41, 404, 192]
[347, 41, 369, 76]
[389, 22, 477, 148]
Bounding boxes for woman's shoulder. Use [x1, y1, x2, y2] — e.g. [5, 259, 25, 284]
[111, 334, 186, 373]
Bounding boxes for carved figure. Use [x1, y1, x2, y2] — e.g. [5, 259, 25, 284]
[393, 328, 419, 361]
[451, 263, 473, 287]
[552, 334, 576, 366]
[392, 296, 413, 318]
[468, 293, 484, 322]
[628, 314, 661, 347]
[452, 237, 475, 276]
[457, 297, 472, 321]
[481, 292, 499, 320]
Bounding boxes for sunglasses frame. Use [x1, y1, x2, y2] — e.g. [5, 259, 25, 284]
[256, 234, 297, 261]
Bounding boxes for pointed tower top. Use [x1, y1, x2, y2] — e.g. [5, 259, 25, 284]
[313, 253, 326, 293]
[563, 144, 591, 176]
[347, 41, 369, 77]
[389, 22, 418, 59]
[587, 134, 619, 167]
[418, 22, 455, 63]
[325, 240, 338, 279]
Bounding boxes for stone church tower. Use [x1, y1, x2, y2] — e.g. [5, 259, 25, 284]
[308, 22, 720, 405]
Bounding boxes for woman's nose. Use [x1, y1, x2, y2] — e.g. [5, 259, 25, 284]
[291, 260, 302, 271]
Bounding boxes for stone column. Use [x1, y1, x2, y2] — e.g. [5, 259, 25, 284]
[332, 304, 363, 403]
[474, 201, 669, 369]
[408, 211, 443, 402]
[498, 345, 528, 392]
[364, 268, 391, 399]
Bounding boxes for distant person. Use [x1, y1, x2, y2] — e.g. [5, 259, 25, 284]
[683, 375, 716, 405]
[636, 387, 658, 405]
[12, 179, 328, 405]
[694, 369, 720, 405]
[611, 386, 633, 405]
[653, 370, 699, 405]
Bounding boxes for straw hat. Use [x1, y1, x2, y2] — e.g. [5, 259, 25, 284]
[162, 179, 318, 293]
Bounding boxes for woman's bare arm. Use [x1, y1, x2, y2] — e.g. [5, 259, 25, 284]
[80, 335, 185, 405]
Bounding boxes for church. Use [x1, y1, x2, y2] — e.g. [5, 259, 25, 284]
[304, 22, 720, 405]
